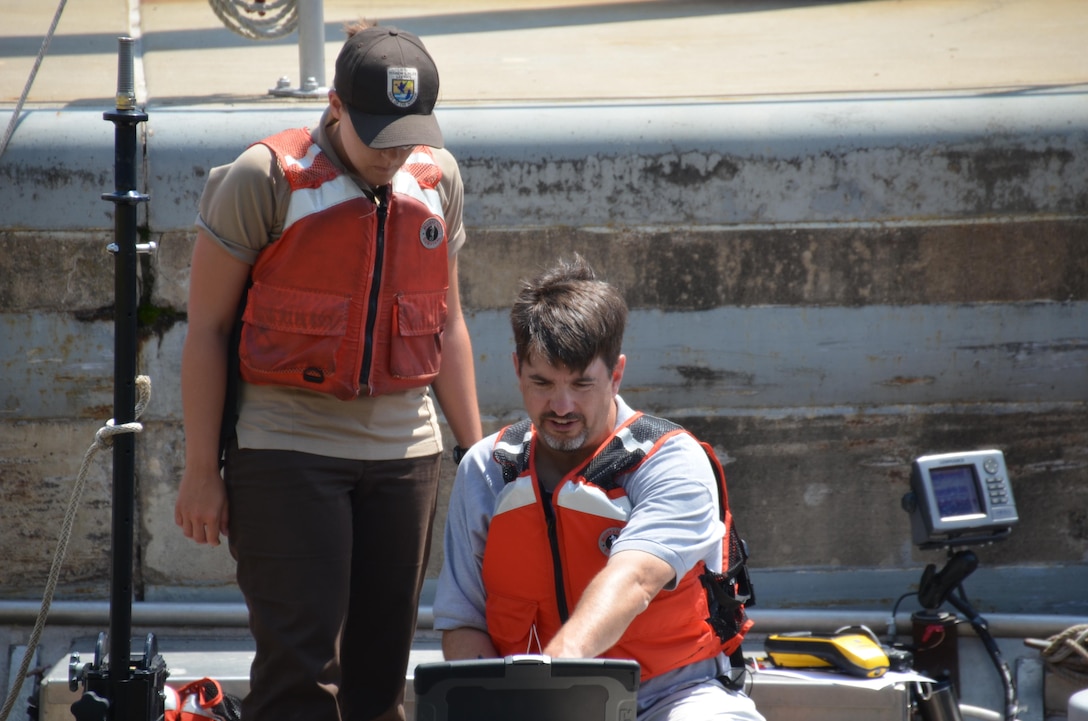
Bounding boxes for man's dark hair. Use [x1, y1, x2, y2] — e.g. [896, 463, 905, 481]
[510, 255, 627, 373]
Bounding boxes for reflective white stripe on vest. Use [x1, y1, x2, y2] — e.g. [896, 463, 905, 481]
[282, 174, 370, 232]
[494, 426, 534, 464]
[392, 171, 442, 218]
[396, 150, 444, 218]
[556, 481, 632, 521]
[616, 424, 657, 457]
[494, 476, 537, 516]
[283, 142, 322, 171]
[283, 153, 442, 234]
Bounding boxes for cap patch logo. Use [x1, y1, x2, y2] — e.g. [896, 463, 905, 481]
[419, 217, 444, 249]
[388, 67, 419, 108]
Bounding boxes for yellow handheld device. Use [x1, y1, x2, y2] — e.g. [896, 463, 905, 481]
[764, 631, 890, 678]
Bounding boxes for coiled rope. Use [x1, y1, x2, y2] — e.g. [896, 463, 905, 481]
[1027, 624, 1088, 686]
[208, 0, 297, 40]
[0, 376, 152, 721]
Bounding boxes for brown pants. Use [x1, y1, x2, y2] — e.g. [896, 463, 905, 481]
[225, 444, 442, 721]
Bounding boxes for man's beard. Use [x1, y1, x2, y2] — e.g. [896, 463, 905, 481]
[538, 415, 588, 453]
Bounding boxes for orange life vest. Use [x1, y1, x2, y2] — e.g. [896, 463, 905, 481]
[163, 678, 240, 721]
[238, 127, 449, 399]
[481, 412, 754, 681]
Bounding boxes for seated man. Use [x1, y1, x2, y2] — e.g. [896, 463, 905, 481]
[433, 256, 764, 721]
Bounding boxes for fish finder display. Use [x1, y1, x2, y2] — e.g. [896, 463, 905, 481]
[930, 465, 983, 518]
[906, 450, 1018, 548]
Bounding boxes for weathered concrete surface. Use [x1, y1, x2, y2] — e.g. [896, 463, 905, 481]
[462, 220, 1088, 309]
[2, 237, 1087, 606]
[3, 404, 1087, 610]
[0, 421, 115, 595]
[6, 222, 1087, 418]
[6, 93, 1088, 231]
[3, 3, 1087, 718]
[3, 40, 1088, 626]
[2, 92, 1087, 613]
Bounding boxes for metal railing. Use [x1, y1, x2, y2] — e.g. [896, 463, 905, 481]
[0, 600, 1082, 641]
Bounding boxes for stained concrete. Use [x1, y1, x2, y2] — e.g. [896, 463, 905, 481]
[2, 0, 1087, 605]
[1, 3, 1087, 717]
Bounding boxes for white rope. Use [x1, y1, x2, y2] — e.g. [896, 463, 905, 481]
[208, 0, 298, 40]
[0, 376, 152, 721]
[0, 0, 70, 162]
[525, 623, 542, 655]
[1031, 624, 1088, 685]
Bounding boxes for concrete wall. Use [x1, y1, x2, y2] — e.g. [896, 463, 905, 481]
[2, 91, 1086, 613]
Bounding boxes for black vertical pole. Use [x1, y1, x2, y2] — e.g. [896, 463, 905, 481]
[70, 36, 167, 721]
[103, 37, 145, 692]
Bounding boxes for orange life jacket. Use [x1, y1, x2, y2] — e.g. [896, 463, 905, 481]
[163, 678, 241, 721]
[481, 412, 754, 681]
[238, 127, 449, 399]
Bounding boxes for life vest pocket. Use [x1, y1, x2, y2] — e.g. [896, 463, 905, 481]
[239, 281, 350, 390]
[389, 289, 447, 380]
[484, 591, 543, 656]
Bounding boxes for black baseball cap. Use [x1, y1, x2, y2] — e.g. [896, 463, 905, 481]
[333, 26, 443, 149]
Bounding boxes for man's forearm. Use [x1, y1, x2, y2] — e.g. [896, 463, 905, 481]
[543, 550, 673, 659]
[442, 627, 499, 660]
[433, 316, 482, 447]
[433, 257, 482, 448]
[181, 328, 230, 472]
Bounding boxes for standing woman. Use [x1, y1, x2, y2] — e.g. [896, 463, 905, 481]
[175, 21, 482, 721]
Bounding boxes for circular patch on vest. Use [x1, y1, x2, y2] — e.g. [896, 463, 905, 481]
[598, 527, 622, 556]
[419, 217, 444, 249]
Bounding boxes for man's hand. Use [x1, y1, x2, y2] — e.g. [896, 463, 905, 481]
[175, 466, 229, 546]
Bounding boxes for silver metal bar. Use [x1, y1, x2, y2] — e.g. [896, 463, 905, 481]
[296, 0, 325, 92]
[269, 0, 327, 98]
[0, 601, 1082, 640]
